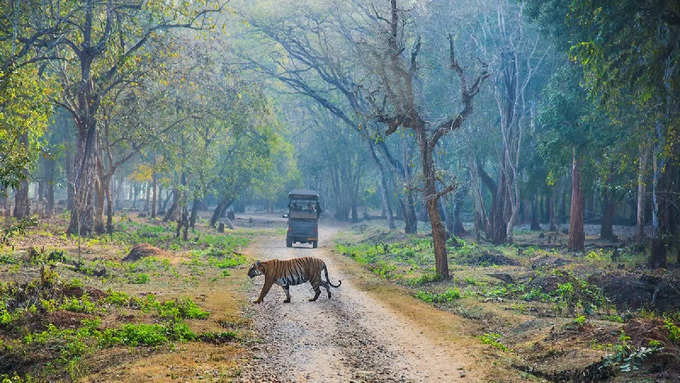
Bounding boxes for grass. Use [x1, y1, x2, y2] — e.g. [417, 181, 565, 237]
[0, 212, 264, 381]
[415, 288, 461, 304]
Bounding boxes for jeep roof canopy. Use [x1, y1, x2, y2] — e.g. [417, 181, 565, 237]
[288, 189, 319, 200]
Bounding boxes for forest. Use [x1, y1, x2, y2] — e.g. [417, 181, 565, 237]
[0, 0, 679, 382]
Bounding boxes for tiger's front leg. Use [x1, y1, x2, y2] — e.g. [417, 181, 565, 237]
[282, 285, 291, 303]
[254, 279, 274, 304]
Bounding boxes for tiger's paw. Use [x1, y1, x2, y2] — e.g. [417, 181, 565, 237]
[253, 299, 262, 304]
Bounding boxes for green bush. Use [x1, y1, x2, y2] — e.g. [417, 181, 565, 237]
[60, 295, 97, 314]
[479, 332, 508, 351]
[197, 331, 238, 344]
[129, 273, 150, 284]
[156, 298, 210, 321]
[101, 322, 195, 347]
[664, 317, 680, 344]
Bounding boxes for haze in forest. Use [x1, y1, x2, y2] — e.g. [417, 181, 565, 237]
[1, 0, 679, 381]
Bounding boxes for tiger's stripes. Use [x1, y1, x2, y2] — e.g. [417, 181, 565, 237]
[247, 257, 341, 303]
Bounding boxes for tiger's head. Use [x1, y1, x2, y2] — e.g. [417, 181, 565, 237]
[247, 261, 264, 278]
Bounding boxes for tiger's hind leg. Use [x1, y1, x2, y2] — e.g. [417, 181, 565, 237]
[282, 285, 291, 303]
[308, 276, 321, 302]
[320, 280, 331, 299]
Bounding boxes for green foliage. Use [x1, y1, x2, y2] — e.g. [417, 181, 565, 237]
[479, 332, 508, 352]
[664, 317, 680, 344]
[129, 273, 150, 284]
[406, 273, 441, 287]
[197, 331, 238, 344]
[601, 330, 662, 372]
[0, 217, 38, 245]
[572, 315, 587, 327]
[101, 322, 195, 347]
[0, 65, 54, 188]
[59, 295, 97, 314]
[549, 270, 609, 315]
[155, 298, 210, 321]
[415, 288, 461, 304]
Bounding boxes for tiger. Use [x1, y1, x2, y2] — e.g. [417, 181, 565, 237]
[247, 256, 341, 304]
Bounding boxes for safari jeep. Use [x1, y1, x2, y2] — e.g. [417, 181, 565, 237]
[285, 189, 321, 248]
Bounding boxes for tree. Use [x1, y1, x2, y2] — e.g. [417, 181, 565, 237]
[0, 66, 53, 191]
[29, 0, 224, 235]
[527, 0, 680, 266]
[471, 0, 550, 243]
[361, 0, 488, 279]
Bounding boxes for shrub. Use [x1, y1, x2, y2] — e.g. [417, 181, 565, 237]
[129, 273, 150, 284]
[479, 332, 508, 351]
[197, 331, 238, 344]
[664, 317, 680, 344]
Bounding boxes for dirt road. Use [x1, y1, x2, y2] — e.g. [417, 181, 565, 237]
[238, 224, 478, 383]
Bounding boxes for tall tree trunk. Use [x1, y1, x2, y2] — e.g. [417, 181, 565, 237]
[144, 183, 150, 213]
[46, 156, 55, 217]
[403, 191, 418, 234]
[105, 177, 114, 234]
[65, 143, 74, 212]
[210, 198, 232, 227]
[151, 176, 158, 218]
[351, 203, 358, 223]
[549, 188, 557, 231]
[13, 180, 29, 219]
[489, 170, 508, 244]
[164, 189, 179, 222]
[416, 126, 449, 279]
[451, 187, 467, 236]
[67, 87, 99, 236]
[568, 149, 585, 252]
[369, 142, 395, 229]
[530, 195, 541, 231]
[13, 133, 30, 219]
[469, 157, 490, 238]
[189, 199, 199, 229]
[94, 160, 106, 234]
[600, 188, 617, 241]
[636, 144, 649, 242]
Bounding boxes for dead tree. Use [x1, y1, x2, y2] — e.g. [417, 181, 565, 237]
[365, 0, 488, 279]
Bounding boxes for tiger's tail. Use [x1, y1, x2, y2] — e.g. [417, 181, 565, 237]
[323, 264, 341, 288]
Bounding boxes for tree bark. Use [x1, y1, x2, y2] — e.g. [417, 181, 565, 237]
[549, 188, 557, 231]
[416, 125, 449, 279]
[13, 133, 30, 219]
[105, 177, 114, 234]
[450, 187, 467, 236]
[369, 141, 395, 229]
[13, 180, 30, 219]
[636, 144, 649, 242]
[530, 195, 541, 231]
[568, 149, 585, 251]
[164, 189, 179, 222]
[94, 157, 106, 234]
[45, 156, 55, 217]
[151, 176, 158, 218]
[489, 169, 508, 244]
[600, 186, 617, 241]
[144, 183, 150, 213]
[210, 198, 232, 227]
[189, 199, 199, 229]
